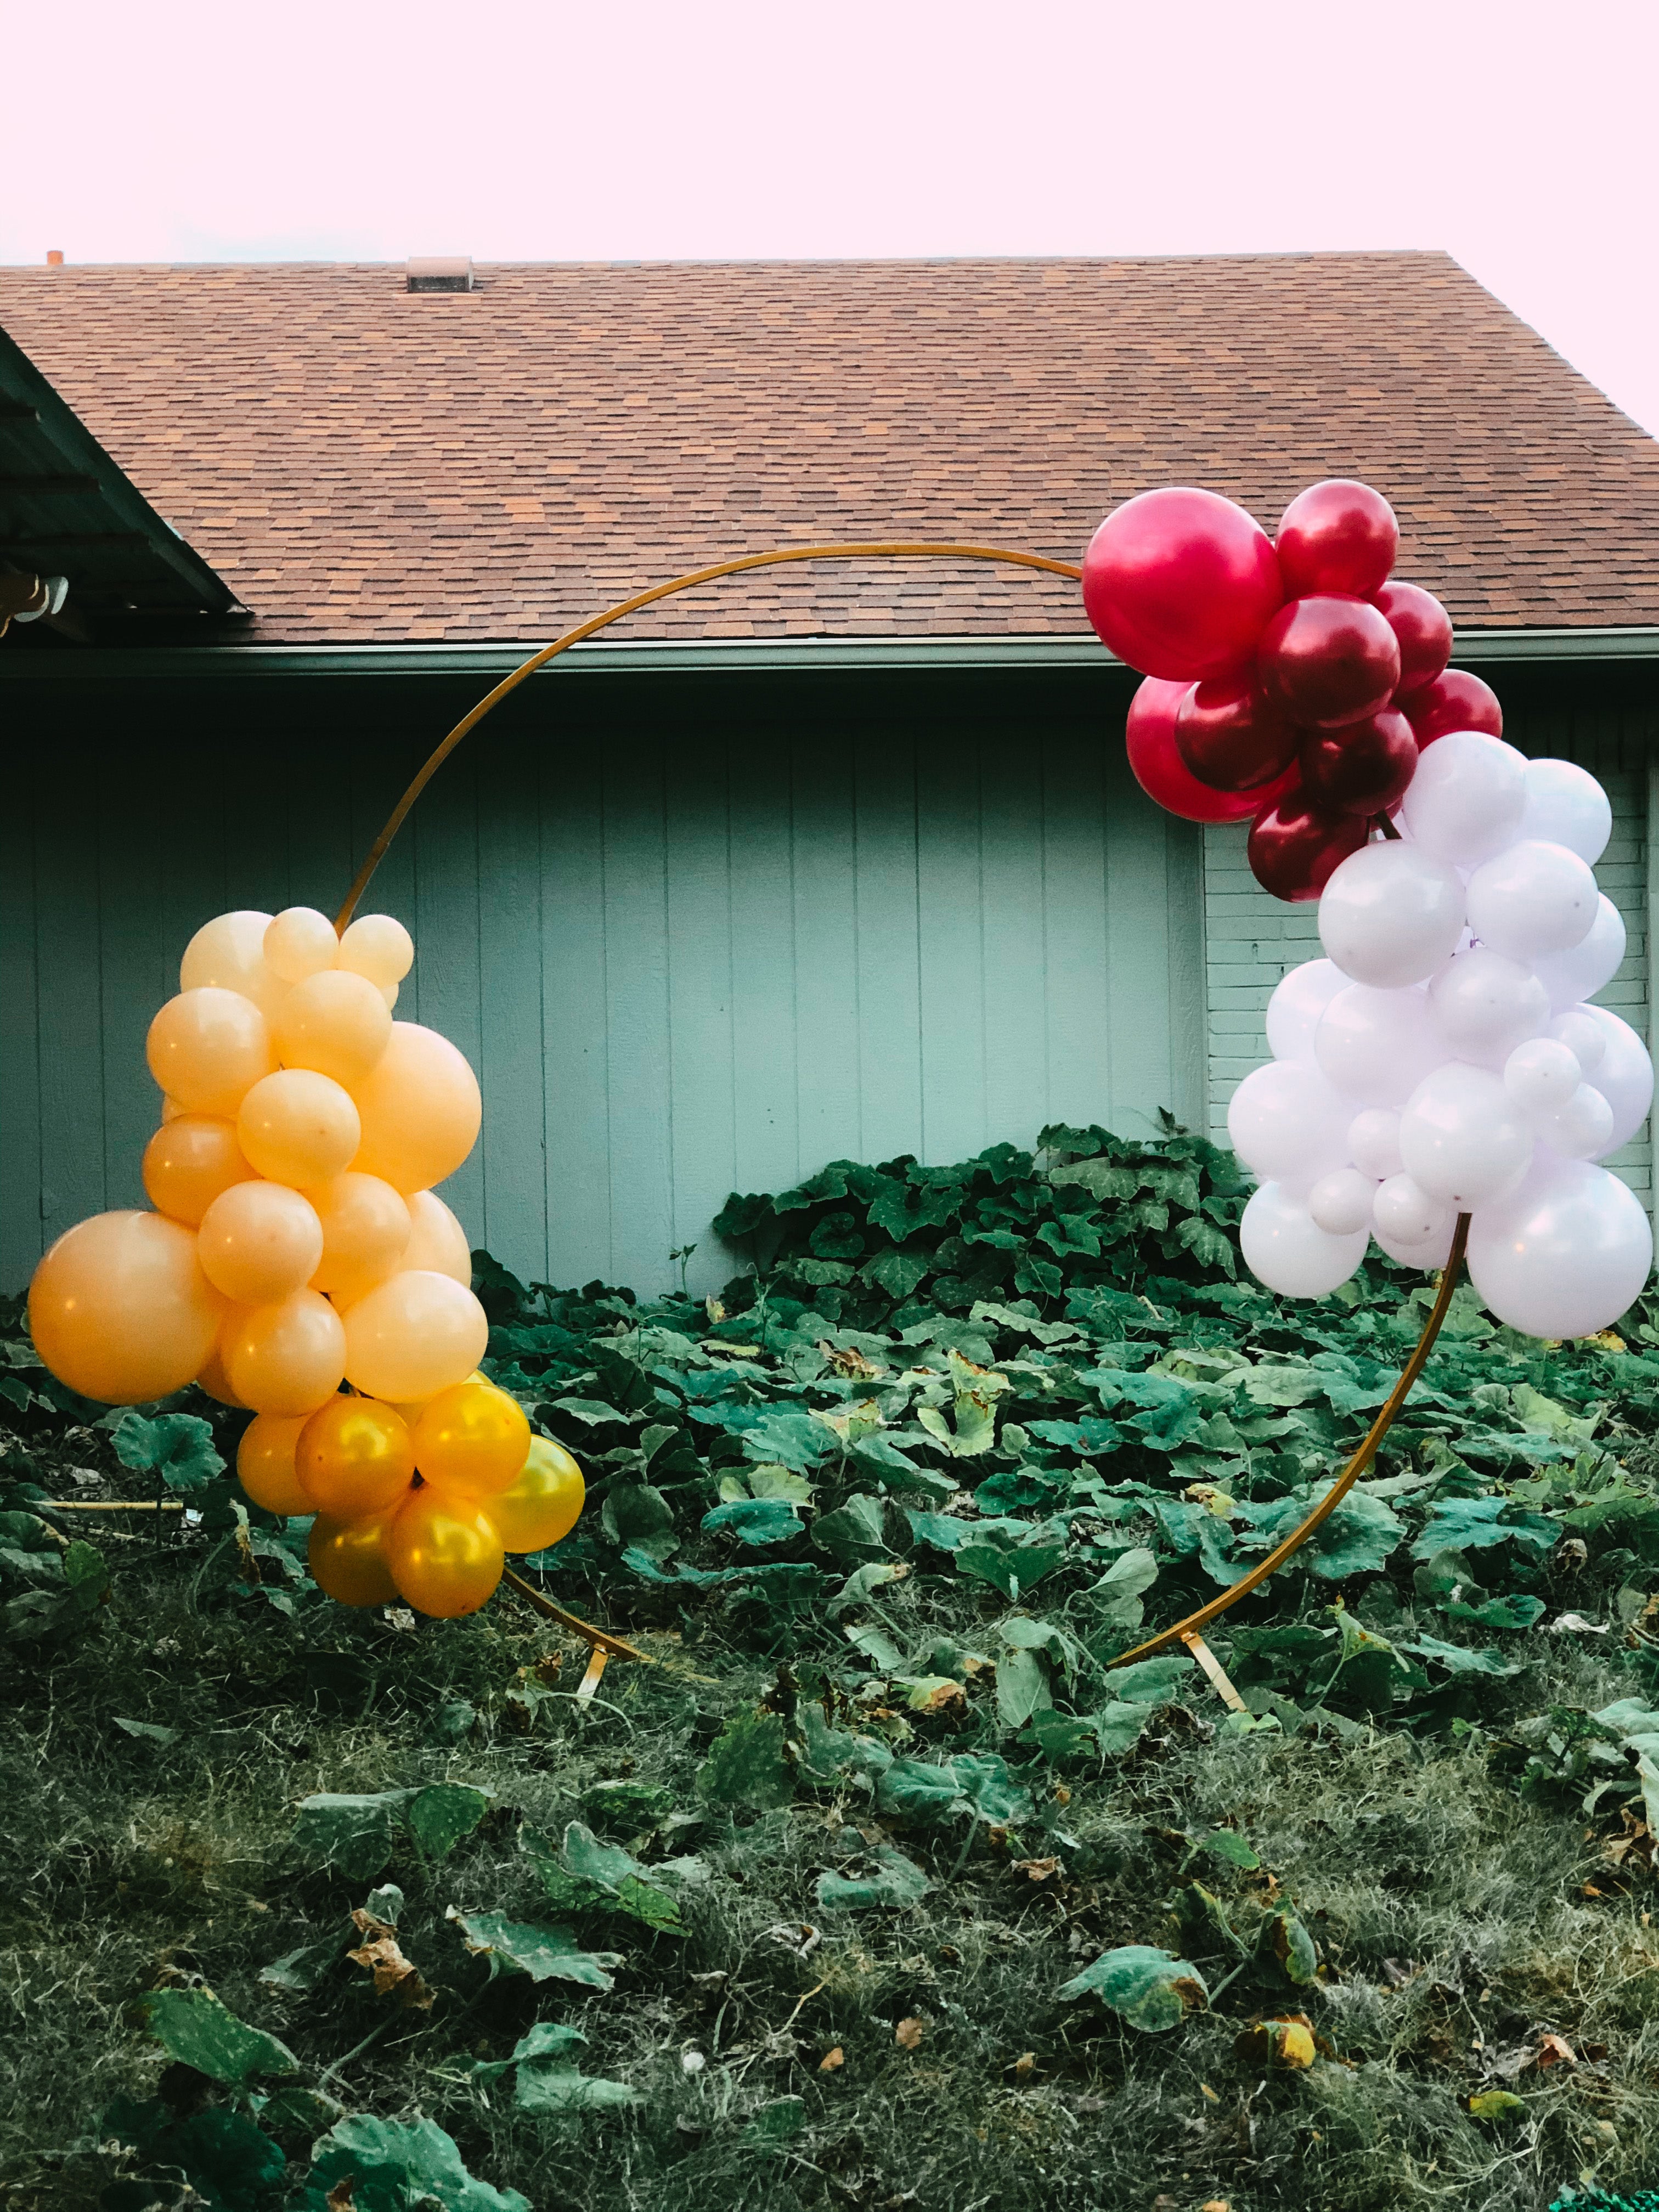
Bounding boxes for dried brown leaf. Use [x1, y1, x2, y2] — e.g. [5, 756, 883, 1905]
[346, 1931, 433, 2010]
[1011, 1857, 1060, 1882]
[1533, 2033, 1576, 2069]
[894, 2017, 923, 2050]
[819, 2046, 845, 2072]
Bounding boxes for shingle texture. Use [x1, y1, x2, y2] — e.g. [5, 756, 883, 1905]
[2, 251, 1656, 645]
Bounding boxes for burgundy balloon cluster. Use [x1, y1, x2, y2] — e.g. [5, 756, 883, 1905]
[1083, 481, 1505, 902]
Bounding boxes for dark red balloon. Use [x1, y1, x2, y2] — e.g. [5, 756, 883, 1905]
[1247, 792, 1367, 903]
[1400, 666, 1503, 746]
[1276, 479, 1398, 599]
[1257, 595, 1401, 729]
[1299, 709, 1418, 818]
[1373, 580, 1453, 696]
[1082, 487, 1283, 682]
[1124, 676, 1272, 823]
[1174, 676, 1298, 792]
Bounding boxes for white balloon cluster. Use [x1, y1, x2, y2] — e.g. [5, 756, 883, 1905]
[1229, 733, 1654, 1337]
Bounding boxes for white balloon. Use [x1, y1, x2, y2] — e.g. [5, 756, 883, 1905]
[1265, 959, 1348, 1064]
[1551, 1006, 1606, 1076]
[1315, 984, 1442, 1105]
[1308, 1166, 1378, 1236]
[1399, 1060, 1533, 1209]
[1530, 894, 1626, 1010]
[1465, 839, 1599, 960]
[1427, 946, 1549, 1068]
[1227, 1060, 1352, 1185]
[1536, 1084, 1616, 1160]
[1348, 1107, 1404, 1180]
[1318, 843, 1466, 989]
[1398, 730, 1528, 867]
[1503, 1036, 1582, 1115]
[1373, 1172, 1458, 1259]
[1466, 1154, 1653, 1339]
[1240, 1183, 1368, 1299]
[1519, 758, 1612, 866]
[1584, 1006, 1654, 1154]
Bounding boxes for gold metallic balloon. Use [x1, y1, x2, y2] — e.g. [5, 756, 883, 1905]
[237, 1412, 313, 1514]
[296, 1395, 416, 1520]
[143, 1114, 256, 1226]
[487, 1435, 585, 1554]
[309, 1510, 399, 1607]
[29, 1210, 224, 1405]
[387, 1488, 504, 1618]
[413, 1379, 531, 1499]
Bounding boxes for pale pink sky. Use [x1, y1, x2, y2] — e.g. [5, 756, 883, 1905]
[7, 0, 1658, 436]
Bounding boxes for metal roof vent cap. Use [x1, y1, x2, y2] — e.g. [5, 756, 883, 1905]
[406, 257, 473, 294]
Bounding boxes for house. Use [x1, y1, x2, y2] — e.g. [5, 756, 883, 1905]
[3, 251, 1657, 1296]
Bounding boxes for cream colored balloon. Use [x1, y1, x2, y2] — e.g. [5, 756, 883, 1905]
[264, 906, 340, 984]
[146, 989, 276, 1118]
[29, 1211, 224, 1405]
[274, 968, 393, 1086]
[380, 983, 399, 1011]
[307, 1171, 411, 1296]
[402, 1190, 472, 1284]
[350, 1023, 481, 1193]
[238, 1069, 361, 1187]
[198, 1181, 325, 1305]
[341, 1269, 489, 1402]
[143, 1115, 256, 1226]
[337, 913, 415, 988]
[179, 909, 287, 1019]
[223, 1288, 346, 1415]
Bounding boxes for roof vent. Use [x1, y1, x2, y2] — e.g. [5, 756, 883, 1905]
[406, 256, 473, 294]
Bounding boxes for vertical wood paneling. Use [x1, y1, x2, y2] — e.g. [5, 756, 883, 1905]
[915, 728, 987, 1163]
[0, 748, 41, 1283]
[33, 745, 108, 1242]
[97, 740, 166, 1210]
[791, 736, 863, 1178]
[664, 744, 738, 1292]
[980, 736, 1049, 1142]
[540, 743, 611, 1288]
[851, 730, 923, 1163]
[476, 729, 548, 1282]
[726, 731, 799, 1198]
[1039, 726, 1113, 1133]
[412, 749, 485, 1245]
[599, 751, 674, 1290]
[1103, 746, 1178, 1137]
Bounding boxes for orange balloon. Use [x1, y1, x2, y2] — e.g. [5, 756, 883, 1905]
[401, 1190, 472, 1284]
[264, 906, 340, 984]
[29, 1211, 224, 1405]
[296, 1395, 416, 1520]
[237, 1412, 313, 1513]
[349, 1023, 481, 1193]
[387, 1488, 504, 1617]
[337, 913, 414, 989]
[143, 1115, 256, 1226]
[238, 1069, 361, 1187]
[180, 910, 287, 1019]
[307, 1171, 411, 1295]
[195, 1341, 246, 1408]
[147, 988, 275, 1118]
[413, 1379, 531, 1498]
[161, 1095, 186, 1124]
[488, 1436, 586, 1554]
[274, 968, 393, 1087]
[198, 1181, 324, 1304]
[309, 1511, 399, 1606]
[222, 1289, 346, 1415]
[341, 1269, 489, 1402]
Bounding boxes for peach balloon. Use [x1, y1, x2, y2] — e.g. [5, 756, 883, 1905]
[402, 1190, 472, 1284]
[387, 1488, 504, 1617]
[341, 1269, 489, 1402]
[29, 1211, 224, 1405]
[274, 969, 393, 1087]
[307, 1171, 411, 1295]
[350, 1023, 481, 1193]
[264, 906, 340, 984]
[143, 1115, 256, 1226]
[296, 1395, 416, 1520]
[237, 1412, 313, 1514]
[195, 1341, 246, 1408]
[223, 1289, 346, 1415]
[337, 913, 414, 988]
[198, 1181, 325, 1305]
[308, 1512, 399, 1607]
[146, 989, 276, 1118]
[413, 1379, 531, 1499]
[180, 909, 287, 1019]
[161, 1096, 185, 1124]
[238, 1069, 361, 1187]
[487, 1436, 586, 1554]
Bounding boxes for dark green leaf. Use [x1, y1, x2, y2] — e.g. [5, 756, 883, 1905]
[139, 1988, 296, 2086]
[815, 1848, 930, 1911]
[1057, 1944, 1209, 2031]
[448, 1909, 619, 1990]
[302, 2114, 531, 2212]
[696, 1711, 794, 1810]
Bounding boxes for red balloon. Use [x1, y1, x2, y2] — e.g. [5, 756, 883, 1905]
[1299, 709, 1418, 818]
[1258, 595, 1401, 729]
[1400, 666, 1503, 746]
[1175, 676, 1298, 792]
[1246, 793, 1367, 903]
[1373, 580, 1453, 696]
[1124, 678, 1267, 824]
[1276, 479, 1398, 599]
[1082, 487, 1283, 682]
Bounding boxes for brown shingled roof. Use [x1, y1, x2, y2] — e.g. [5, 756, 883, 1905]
[2, 251, 1656, 646]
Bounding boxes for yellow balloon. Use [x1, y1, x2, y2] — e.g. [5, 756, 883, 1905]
[29, 1211, 224, 1406]
[413, 1379, 531, 1499]
[349, 1023, 481, 1194]
[488, 1436, 585, 1553]
[237, 1412, 313, 1513]
[147, 988, 275, 1118]
[238, 1069, 361, 1187]
[296, 1395, 416, 1519]
[198, 1181, 324, 1304]
[307, 1171, 411, 1295]
[143, 1114, 256, 1226]
[195, 1341, 246, 1408]
[264, 906, 340, 984]
[180, 910, 287, 1019]
[223, 1289, 346, 1415]
[402, 1190, 472, 1284]
[309, 1511, 399, 1607]
[274, 968, 393, 1087]
[341, 1269, 488, 1402]
[387, 1488, 504, 1617]
[337, 913, 414, 989]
